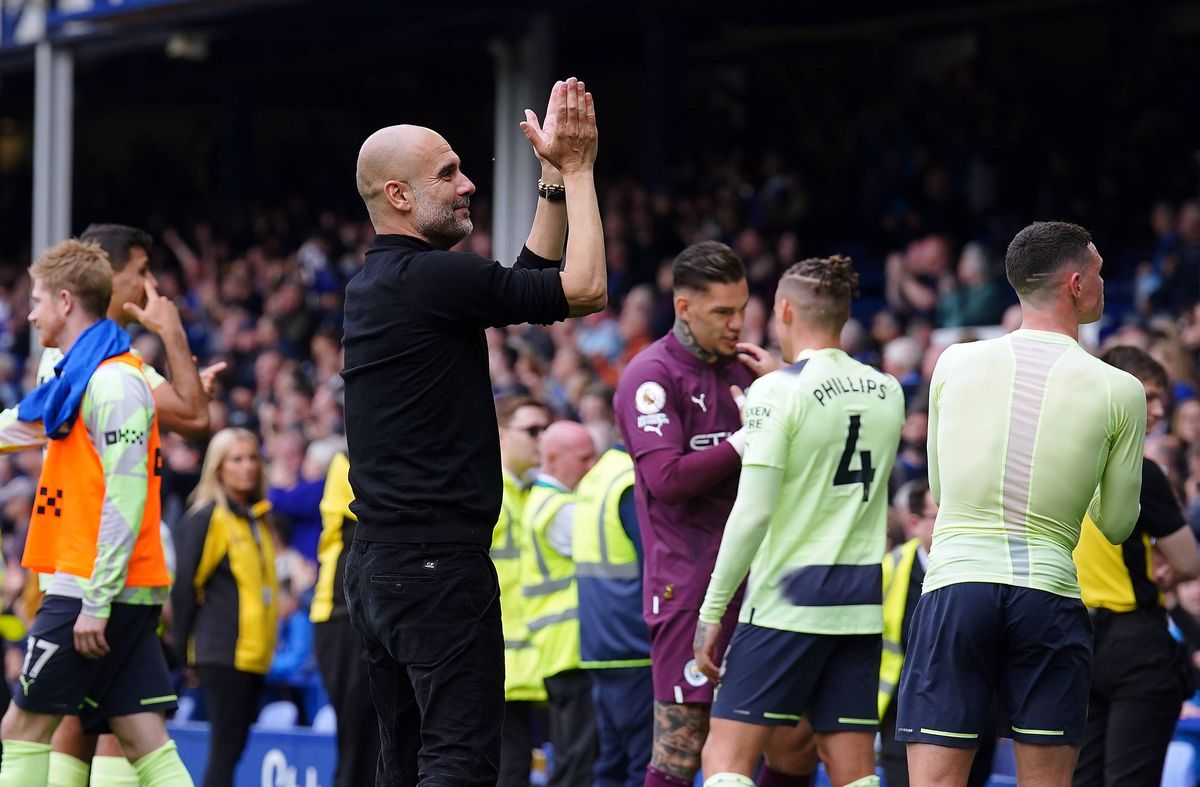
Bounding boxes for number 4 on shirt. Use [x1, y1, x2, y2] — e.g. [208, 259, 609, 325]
[834, 414, 874, 502]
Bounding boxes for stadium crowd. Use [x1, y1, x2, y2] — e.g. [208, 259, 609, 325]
[0, 183, 1195, 785]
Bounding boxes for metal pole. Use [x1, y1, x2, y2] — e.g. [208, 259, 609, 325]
[51, 45, 73, 244]
[31, 39, 74, 357]
[32, 40, 53, 256]
[31, 39, 73, 256]
[490, 16, 550, 265]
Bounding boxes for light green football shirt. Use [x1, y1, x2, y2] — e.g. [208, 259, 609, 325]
[923, 329, 1146, 598]
[701, 348, 904, 635]
[38, 346, 165, 389]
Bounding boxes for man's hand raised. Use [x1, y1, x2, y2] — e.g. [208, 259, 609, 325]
[519, 77, 597, 176]
[123, 279, 184, 340]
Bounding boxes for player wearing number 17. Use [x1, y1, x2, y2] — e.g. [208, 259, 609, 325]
[696, 256, 904, 787]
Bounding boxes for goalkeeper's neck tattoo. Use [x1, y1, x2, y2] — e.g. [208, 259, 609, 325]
[674, 318, 718, 364]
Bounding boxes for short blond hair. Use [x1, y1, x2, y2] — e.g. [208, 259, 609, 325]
[29, 239, 112, 319]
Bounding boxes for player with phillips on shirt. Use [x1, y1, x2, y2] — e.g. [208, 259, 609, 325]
[696, 255, 904, 787]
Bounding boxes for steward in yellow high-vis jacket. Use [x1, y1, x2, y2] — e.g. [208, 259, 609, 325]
[493, 394, 552, 787]
[518, 421, 597, 787]
[573, 446, 652, 786]
[309, 451, 379, 787]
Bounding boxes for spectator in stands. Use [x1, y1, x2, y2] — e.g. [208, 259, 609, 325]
[172, 428, 278, 787]
[882, 336, 923, 404]
[937, 243, 1008, 328]
[266, 578, 318, 719]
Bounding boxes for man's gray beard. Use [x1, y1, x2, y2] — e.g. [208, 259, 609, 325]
[413, 190, 472, 250]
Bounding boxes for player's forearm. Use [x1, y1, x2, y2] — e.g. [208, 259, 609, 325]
[558, 170, 606, 316]
[699, 464, 781, 624]
[639, 441, 742, 506]
[156, 326, 210, 438]
[0, 407, 48, 452]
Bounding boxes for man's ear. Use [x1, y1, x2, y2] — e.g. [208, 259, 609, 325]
[674, 292, 690, 322]
[778, 297, 792, 327]
[385, 180, 412, 212]
[1067, 270, 1083, 300]
[57, 288, 74, 316]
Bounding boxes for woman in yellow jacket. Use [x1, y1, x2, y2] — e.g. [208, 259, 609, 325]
[171, 428, 278, 787]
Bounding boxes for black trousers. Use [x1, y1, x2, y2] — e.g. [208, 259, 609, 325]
[880, 699, 996, 787]
[345, 540, 505, 787]
[315, 614, 382, 787]
[1072, 607, 1193, 787]
[197, 665, 265, 787]
[544, 669, 598, 787]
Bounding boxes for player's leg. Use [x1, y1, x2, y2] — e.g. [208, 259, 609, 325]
[1, 596, 100, 784]
[81, 603, 190, 785]
[49, 715, 96, 787]
[647, 702, 710, 784]
[90, 733, 140, 787]
[703, 624, 825, 785]
[905, 745, 976, 787]
[702, 717, 773, 778]
[0, 705, 63, 784]
[645, 605, 732, 786]
[815, 733, 877, 787]
[105, 712, 191, 786]
[760, 719, 816, 786]
[897, 585, 1002, 787]
[1011, 744, 1079, 787]
[807, 635, 883, 787]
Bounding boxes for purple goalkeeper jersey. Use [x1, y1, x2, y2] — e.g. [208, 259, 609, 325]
[614, 332, 755, 613]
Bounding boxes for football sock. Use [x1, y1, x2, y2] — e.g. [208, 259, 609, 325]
[843, 777, 881, 787]
[0, 740, 52, 785]
[133, 740, 194, 786]
[90, 753, 140, 786]
[704, 774, 756, 786]
[47, 750, 90, 787]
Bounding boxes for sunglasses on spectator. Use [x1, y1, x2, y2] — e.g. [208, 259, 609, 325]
[511, 424, 547, 438]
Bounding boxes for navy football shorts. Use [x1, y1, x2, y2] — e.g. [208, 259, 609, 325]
[712, 622, 881, 733]
[896, 582, 1092, 748]
[14, 595, 177, 734]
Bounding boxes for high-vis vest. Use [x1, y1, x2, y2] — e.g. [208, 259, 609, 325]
[878, 538, 919, 719]
[519, 481, 580, 680]
[573, 449, 651, 669]
[23, 353, 168, 587]
[492, 470, 547, 702]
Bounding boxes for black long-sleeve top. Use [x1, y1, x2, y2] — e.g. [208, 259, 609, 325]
[341, 235, 568, 547]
